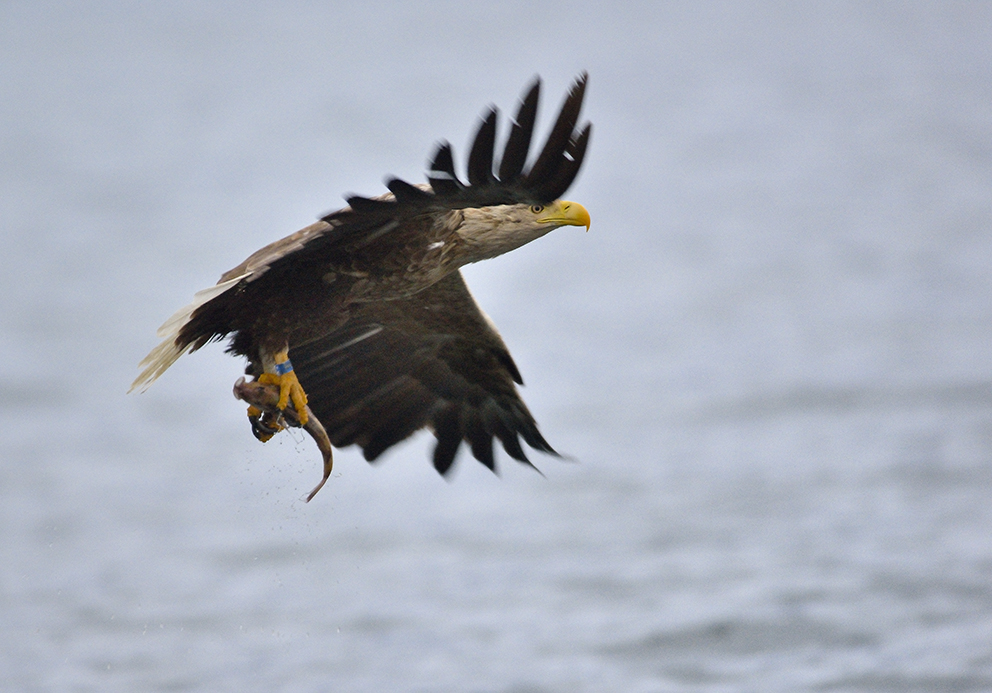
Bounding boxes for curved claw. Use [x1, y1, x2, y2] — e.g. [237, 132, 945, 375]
[247, 405, 283, 442]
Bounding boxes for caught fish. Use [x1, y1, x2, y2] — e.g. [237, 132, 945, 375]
[232, 376, 333, 501]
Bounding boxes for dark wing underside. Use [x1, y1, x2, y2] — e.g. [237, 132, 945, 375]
[289, 271, 556, 474]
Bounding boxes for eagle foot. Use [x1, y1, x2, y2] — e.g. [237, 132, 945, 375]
[257, 367, 309, 426]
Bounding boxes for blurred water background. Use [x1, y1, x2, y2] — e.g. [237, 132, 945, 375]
[3, 2, 992, 691]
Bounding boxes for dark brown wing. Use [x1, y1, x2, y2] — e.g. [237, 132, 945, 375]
[289, 271, 557, 474]
[343, 72, 592, 221]
[236, 74, 589, 282]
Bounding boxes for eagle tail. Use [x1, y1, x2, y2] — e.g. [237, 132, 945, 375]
[128, 274, 246, 393]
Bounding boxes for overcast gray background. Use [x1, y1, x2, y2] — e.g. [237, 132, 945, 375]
[3, 2, 992, 691]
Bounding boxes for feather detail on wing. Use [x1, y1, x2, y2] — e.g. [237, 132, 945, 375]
[209, 73, 591, 284]
[338, 72, 591, 222]
[289, 271, 556, 474]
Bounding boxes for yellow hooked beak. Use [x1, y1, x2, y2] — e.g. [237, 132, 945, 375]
[536, 200, 591, 231]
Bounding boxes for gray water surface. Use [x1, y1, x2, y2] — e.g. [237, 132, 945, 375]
[3, 3, 992, 691]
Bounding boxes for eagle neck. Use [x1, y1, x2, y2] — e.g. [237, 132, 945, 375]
[453, 207, 556, 265]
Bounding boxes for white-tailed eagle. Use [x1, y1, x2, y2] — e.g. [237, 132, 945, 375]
[131, 74, 591, 499]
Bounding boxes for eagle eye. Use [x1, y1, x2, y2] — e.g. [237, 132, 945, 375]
[529, 204, 545, 214]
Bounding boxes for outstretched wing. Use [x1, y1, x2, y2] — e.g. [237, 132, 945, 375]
[342, 72, 591, 219]
[217, 73, 590, 287]
[290, 271, 557, 474]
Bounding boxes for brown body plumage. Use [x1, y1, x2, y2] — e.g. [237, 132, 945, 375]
[131, 74, 592, 479]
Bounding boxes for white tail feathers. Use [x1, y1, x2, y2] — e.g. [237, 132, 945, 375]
[128, 337, 193, 393]
[128, 274, 248, 393]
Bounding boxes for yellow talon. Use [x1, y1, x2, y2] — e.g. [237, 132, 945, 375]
[257, 370, 309, 427]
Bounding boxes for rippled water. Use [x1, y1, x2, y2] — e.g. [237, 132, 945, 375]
[3, 3, 992, 691]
